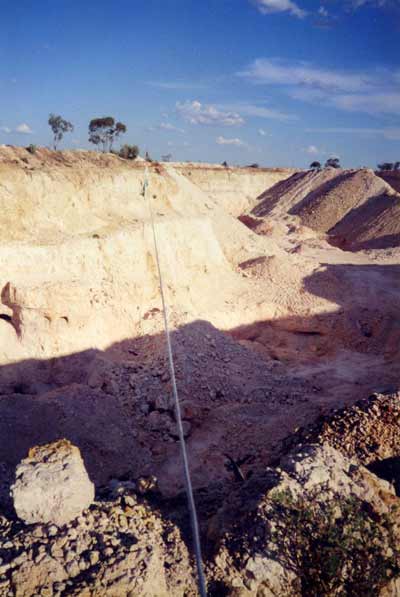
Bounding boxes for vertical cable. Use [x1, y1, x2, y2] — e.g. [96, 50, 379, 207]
[143, 167, 207, 597]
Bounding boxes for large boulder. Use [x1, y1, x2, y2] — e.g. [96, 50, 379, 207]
[11, 439, 94, 526]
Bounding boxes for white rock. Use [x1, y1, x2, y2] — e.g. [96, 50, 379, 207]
[11, 439, 94, 526]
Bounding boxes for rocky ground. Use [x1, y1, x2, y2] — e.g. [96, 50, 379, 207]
[3, 394, 400, 595]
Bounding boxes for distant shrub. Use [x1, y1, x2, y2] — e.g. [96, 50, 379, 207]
[247, 163, 259, 168]
[325, 157, 341, 169]
[145, 151, 153, 163]
[26, 144, 37, 155]
[310, 161, 321, 170]
[377, 162, 397, 171]
[119, 144, 139, 160]
[221, 160, 228, 167]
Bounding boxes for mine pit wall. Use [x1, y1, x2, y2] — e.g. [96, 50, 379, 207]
[175, 163, 297, 216]
[0, 218, 235, 389]
[0, 151, 294, 389]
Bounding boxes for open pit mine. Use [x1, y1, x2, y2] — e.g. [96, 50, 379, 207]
[0, 146, 400, 596]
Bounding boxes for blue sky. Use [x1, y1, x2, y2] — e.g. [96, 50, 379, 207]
[0, 0, 399, 167]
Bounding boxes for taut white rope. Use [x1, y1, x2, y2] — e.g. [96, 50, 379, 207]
[142, 167, 207, 597]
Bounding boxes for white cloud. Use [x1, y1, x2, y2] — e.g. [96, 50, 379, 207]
[383, 128, 400, 140]
[158, 122, 185, 133]
[252, 0, 307, 18]
[306, 127, 400, 140]
[224, 102, 297, 121]
[240, 58, 371, 92]
[0, 126, 11, 133]
[318, 5, 329, 16]
[330, 92, 400, 115]
[240, 57, 400, 116]
[176, 100, 244, 126]
[294, 88, 400, 115]
[258, 128, 267, 136]
[15, 123, 33, 134]
[350, 0, 397, 8]
[305, 145, 319, 154]
[216, 136, 246, 147]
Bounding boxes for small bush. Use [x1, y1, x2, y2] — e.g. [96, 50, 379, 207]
[26, 144, 37, 155]
[310, 161, 321, 170]
[270, 490, 400, 596]
[119, 144, 139, 160]
[325, 157, 341, 168]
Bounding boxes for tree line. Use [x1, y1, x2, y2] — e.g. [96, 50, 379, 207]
[309, 157, 341, 170]
[376, 162, 400, 171]
[47, 114, 139, 159]
[310, 158, 400, 171]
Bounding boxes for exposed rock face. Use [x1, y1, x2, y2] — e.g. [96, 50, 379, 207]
[11, 440, 94, 525]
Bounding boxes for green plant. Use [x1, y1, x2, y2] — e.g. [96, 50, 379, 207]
[26, 144, 37, 154]
[48, 114, 73, 150]
[325, 157, 341, 168]
[270, 491, 400, 596]
[377, 162, 397, 171]
[310, 161, 321, 170]
[119, 144, 139, 160]
[88, 117, 127, 152]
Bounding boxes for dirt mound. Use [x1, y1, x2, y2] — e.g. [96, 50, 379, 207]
[377, 170, 400, 193]
[329, 192, 400, 250]
[250, 168, 400, 251]
[251, 167, 341, 219]
[280, 391, 400, 472]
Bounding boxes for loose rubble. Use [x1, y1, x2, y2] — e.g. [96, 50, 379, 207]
[1, 480, 195, 596]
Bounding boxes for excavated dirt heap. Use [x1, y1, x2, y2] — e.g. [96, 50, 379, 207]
[251, 168, 400, 250]
[281, 391, 400, 474]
